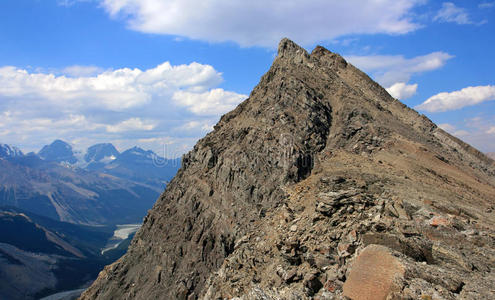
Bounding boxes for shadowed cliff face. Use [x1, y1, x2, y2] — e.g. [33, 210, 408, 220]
[81, 39, 495, 300]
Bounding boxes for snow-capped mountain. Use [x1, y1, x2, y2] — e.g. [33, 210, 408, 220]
[0, 140, 181, 225]
[0, 144, 23, 158]
[5, 141, 181, 183]
[95, 146, 181, 186]
[85, 143, 120, 163]
[84, 143, 120, 171]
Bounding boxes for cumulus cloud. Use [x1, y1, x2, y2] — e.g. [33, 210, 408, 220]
[386, 82, 418, 99]
[0, 62, 224, 112]
[57, 0, 94, 7]
[106, 118, 155, 133]
[100, 0, 424, 47]
[416, 85, 495, 112]
[178, 121, 214, 132]
[346, 52, 453, 87]
[479, 2, 495, 9]
[438, 123, 455, 132]
[62, 65, 104, 77]
[172, 89, 247, 116]
[346, 51, 452, 99]
[438, 123, 469, 137]
[434, 2, 472, 24]
[439, 116, 495, 152]
[0, 61, 245, 155]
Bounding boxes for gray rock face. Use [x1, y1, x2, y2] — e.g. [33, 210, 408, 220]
[81, 39, 495, 299]
[38, 140, 78, 164]
[84, 143, 119, 163]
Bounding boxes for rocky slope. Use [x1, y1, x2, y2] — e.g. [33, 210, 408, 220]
[0, 208, 117, 300]
[81, 39, 495, 299]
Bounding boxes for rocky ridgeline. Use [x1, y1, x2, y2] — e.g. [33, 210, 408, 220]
[81, 39, 495, 299]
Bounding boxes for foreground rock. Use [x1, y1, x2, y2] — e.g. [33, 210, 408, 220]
[81, 39, 495, 299]
[343, 245, 405, 300]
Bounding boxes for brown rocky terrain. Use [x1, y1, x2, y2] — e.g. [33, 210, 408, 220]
[487, 152, 495, 160]
[80, 39, 495, 299]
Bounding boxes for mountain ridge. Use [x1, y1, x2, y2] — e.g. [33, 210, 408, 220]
[0, 141, 180, 225]
[81, 39, 495, 299]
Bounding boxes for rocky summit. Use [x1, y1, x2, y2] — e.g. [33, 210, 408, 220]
[80, 39, 495, 300]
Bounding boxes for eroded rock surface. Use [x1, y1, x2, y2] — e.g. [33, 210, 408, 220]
[81, 39, 495, 300]
[343, 245, 405, 300]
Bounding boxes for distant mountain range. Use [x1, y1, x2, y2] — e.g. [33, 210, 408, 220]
[488, 152, 495, 160]
[0, 140, 180, 298]
[0, 207, 126, 300]
[0, 140, 180, 225]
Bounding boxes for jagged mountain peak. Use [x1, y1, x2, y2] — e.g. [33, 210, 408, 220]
[81, 39, 495, 300]
[38, 139, 78, 164]
[84, 143, 119, 163]
[119, 146, 155, 160]
[0, 144, 23, 158]
[277, 38, 309, 58]
[276, 38, 344, 69]
[48, 139, 71, 149]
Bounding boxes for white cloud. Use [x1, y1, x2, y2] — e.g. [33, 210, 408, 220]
[438, 123, 469, 137]
[57, 0, 94, 7]
[346, 51, 452, 100]
[5, 114, 102, 134]
[0, 62, 224, 112]
[130, 136, 198, 158]
[0, 61, 245, 155]
[0, 66, 144, 111]
[386, 82, 418, 99]
[137, 137, 174, 145]
[438, 123, 455, 132]
[172, 89, 247, 116]
[434, 2, 472, 24]
[479, 2, 495, 9]
[100, 0, 424, 47]
[441, 116, 495, 152]
[62, 65, 104, 77]
[179, 121, 214, 132]
[416, 85, 495, 112]
[346, 51, 453, 87]
[106, 118, 155, 132]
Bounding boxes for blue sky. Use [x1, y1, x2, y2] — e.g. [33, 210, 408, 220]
[0, 0, 494, 157]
